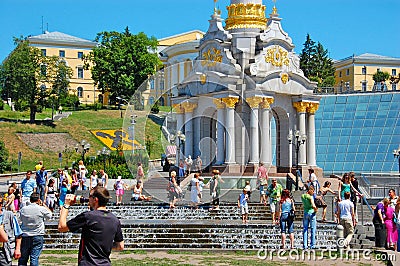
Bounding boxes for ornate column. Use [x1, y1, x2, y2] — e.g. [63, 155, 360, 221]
[246, 97, 263, 164]
[182, 102, 197, 158]
[293, 102, 308, 165]
[221, 97, 239, 164]
[307, 103, 319, 166]
[260, 97, 274, 165]
[193, 115, 201, 158]
[213, 99, 226, 165]
[173, 104, 185, 162]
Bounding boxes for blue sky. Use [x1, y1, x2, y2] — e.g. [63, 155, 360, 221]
[1, 0, 399, 62]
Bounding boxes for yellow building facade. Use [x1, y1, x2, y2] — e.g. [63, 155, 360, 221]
[143, 30, 204, 106]
[333, 53, 400, 92]
[27, 31, 104, 104]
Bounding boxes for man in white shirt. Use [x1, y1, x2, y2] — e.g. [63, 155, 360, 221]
[338, 191, 355, 248]
[388, 189, 398, 209]
[19, 192, 52, 265]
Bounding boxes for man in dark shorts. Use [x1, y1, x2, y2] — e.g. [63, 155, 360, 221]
[58, 186, 124, 265]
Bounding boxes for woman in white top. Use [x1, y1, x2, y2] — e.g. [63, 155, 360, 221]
[89, 170, 98, 189]
[190, 173, 201, 209]
[78, 160, 87, 190]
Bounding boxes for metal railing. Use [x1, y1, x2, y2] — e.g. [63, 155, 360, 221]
[313, 86, 400, 95]
[359, 173, 400, 199]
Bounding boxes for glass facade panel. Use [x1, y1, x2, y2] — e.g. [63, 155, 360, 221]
[315, 93, 399, 174]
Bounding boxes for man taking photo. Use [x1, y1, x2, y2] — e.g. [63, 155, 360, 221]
[58, 186, 124, 265]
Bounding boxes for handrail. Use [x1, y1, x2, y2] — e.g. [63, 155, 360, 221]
[296, 169, 306, 188]
[361, 195, 374, 215]
[360, 173, 370, 186]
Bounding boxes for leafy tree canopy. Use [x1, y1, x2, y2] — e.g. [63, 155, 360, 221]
[299, 34, 335, 87]
[0, 38, 72, 122]
[83, 27, 162, 102]
[372, 70, 390, 82]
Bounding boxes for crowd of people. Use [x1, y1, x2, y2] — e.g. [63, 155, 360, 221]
[166, 156, 223, 211]
[2, 157, 399, 264]
[0, 160, 126, 265]
[373, 189, 400, 251]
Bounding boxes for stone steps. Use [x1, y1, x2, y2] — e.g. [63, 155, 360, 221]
[43, 221, 338, 250]
[46, 202, 306, 222]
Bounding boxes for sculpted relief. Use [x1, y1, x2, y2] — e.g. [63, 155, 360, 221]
[249, 45, 303, 81]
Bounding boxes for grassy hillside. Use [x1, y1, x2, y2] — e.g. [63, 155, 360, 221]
[0, 108, 166, 173]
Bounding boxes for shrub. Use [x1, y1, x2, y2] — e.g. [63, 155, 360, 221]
[0, 140, 10, 173]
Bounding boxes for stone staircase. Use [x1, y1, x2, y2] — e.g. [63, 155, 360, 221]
[351, 225, 375, 249]
[46, 202, 305, 222]
[43, 202, 338, 250]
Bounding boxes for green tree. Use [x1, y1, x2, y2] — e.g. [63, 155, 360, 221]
[300, 34, 335, 87]
[50, 59, 73, 102]
[300, 34, 316, 78]
[372, 70, 390, 83]
[372, 69, 390, 91]
[0, 38, 72, 122]
[0, 140, 10, 173]
[83, 27, 162, 103]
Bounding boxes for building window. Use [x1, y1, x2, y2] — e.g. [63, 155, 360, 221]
[392, 69, 397, 76]
[346, 69, 350, 76]
[77, 87, 83, 98]
[77, 67, 84, 79]
[362, 82, 367, 92]
[150, 79, 155, 90]
[77, 52, 83, 59]
[59, 50, 65, 57]
[149, 97, 155, 105]
[362, 66, 367, 75]
[392, 84, 397, 91]
[159, 79, 164, 90]
[41, 49, 46, 56]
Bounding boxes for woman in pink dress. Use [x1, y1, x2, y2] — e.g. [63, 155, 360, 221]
[383, 198, 398, 250]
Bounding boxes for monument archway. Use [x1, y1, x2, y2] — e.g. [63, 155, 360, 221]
[271, 106, 290, 172]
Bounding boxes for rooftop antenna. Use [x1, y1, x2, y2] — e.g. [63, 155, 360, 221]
[41, 16, 44, 33]
[46, 22, 49, 32]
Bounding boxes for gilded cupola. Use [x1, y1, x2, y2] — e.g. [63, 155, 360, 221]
[225, 0, 267, 30]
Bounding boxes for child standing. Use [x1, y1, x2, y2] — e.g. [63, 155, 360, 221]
[244, 180, 252, 202]
[238, 188, 249, 224]
[114, 176, 128, 205]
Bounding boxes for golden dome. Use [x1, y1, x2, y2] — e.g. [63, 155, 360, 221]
[225, 1, 267, 30]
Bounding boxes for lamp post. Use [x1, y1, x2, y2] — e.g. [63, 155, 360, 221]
[171, 131, 185, 166]
[287, 130, 307, 190]
[97, 147, 111, 171]
[393, 147, 400, 173]
[130, 115, 137, 155]
[116, 97, 128, 118]
[75, 140, 90, 163]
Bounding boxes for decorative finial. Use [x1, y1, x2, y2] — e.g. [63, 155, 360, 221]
[213, 0, 220, 15]
[272, 0, 278, 15]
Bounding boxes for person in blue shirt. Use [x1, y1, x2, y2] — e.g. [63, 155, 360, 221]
[0, 197, 22, 264]
[20, 170, 37, 207]
[59, 180, 68, 207]
[36, 166, 48, 202]
[238, 188, 249, 224]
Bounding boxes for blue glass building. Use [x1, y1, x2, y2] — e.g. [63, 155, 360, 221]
[315, 92, 400, 173]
